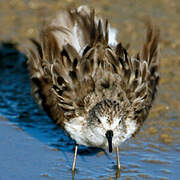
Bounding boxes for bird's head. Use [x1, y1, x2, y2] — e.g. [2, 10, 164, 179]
[87, 99, 137, 152]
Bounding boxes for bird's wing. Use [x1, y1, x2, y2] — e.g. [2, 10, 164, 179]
[134, 22, 160, 129]
[27, 5, 160, 130]
[110, 22, 160, 131]
[27, 6, 110, 126]
[87, 21, 160, 132]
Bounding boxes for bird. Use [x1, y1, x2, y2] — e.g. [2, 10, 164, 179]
[27, 5, 160, 171]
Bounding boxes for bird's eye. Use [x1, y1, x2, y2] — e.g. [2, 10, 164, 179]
[97, 118, 101, 123]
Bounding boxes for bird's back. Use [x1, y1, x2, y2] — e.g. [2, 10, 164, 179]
[27, 6, 160, 135]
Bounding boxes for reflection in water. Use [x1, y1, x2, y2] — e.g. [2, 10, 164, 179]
[72, 171, 75, 180]
[115, 168, 120, 179]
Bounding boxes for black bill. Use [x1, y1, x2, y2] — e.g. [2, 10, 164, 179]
[105, 130, 113, 153]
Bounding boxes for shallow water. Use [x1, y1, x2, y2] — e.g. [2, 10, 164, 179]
[0, 0, 180, 179]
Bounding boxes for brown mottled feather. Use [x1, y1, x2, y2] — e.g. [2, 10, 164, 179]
[27, 6, 160, 135]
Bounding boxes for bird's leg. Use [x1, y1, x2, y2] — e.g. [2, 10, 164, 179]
[72, 144, 78, 171]
[116, 146, 120, 170]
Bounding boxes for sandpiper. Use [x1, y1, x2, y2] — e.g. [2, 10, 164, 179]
[27, 6, 160, 171]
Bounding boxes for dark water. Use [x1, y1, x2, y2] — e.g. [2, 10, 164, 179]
[0, 43, 179, 180]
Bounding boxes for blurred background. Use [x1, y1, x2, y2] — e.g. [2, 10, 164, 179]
[0, 0, 180, 179]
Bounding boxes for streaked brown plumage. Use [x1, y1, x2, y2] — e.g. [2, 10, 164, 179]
[27, 6, 160, 171]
